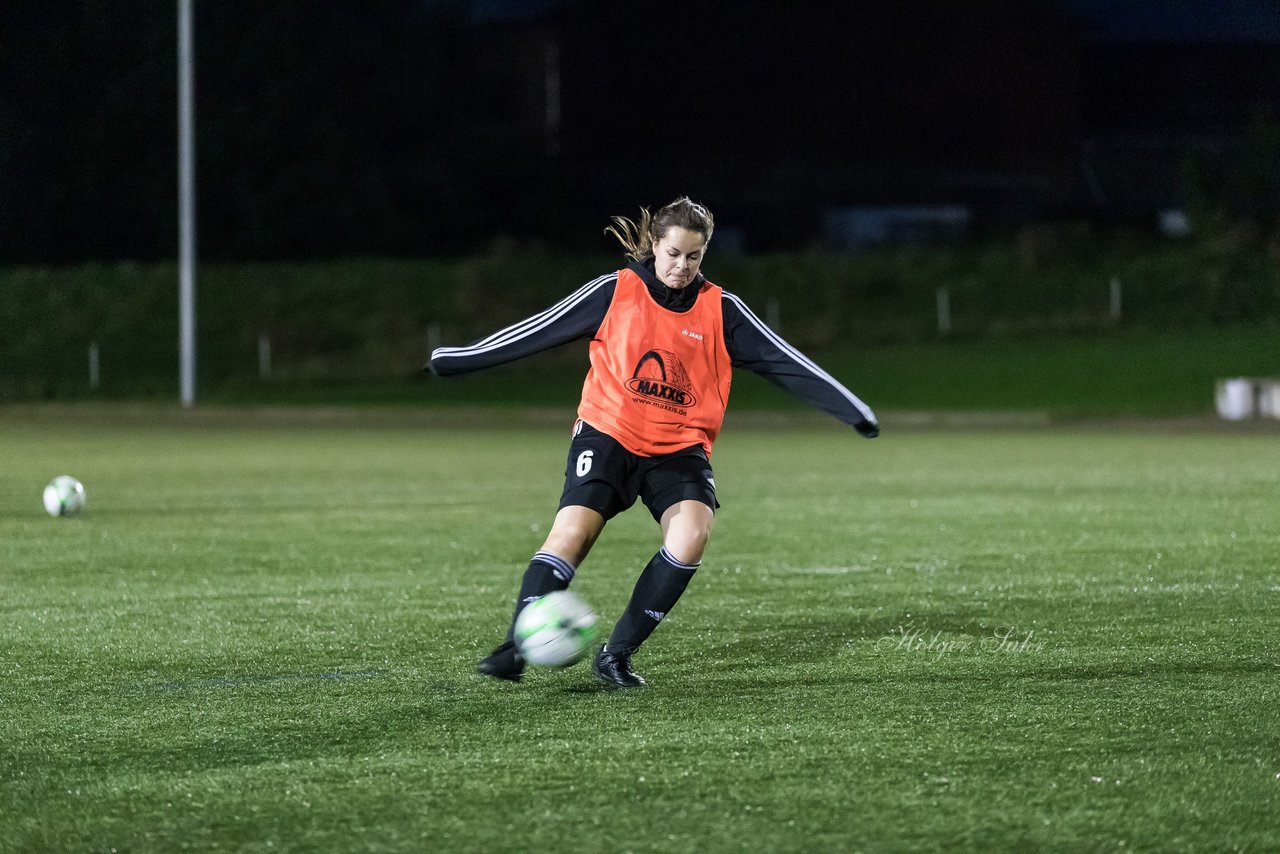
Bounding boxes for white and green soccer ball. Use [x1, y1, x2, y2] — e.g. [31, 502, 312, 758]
[43, 475, 86, 517]
[514, 590, 599, 667]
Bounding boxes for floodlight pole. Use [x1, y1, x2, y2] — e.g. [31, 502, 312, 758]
[178, 0, 197, 407]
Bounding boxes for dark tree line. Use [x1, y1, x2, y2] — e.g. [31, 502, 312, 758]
[0, 0, 1082, 263]
[0, 1, 551, 263]
[5, 1, 1280, 264]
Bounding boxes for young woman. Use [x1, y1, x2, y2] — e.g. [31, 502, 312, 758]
[428, 197, 878, 688]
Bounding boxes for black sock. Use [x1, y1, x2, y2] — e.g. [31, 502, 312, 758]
[606, 547, 699, 655]
[505, 551, 576, 642]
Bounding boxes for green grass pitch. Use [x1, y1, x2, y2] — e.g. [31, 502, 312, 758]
[2, 408, 1277, 852]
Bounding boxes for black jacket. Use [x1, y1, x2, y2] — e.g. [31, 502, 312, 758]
[428, 260, 879, 438]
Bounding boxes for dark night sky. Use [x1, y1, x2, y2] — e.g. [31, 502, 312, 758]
[2, 0, 1279, 262]
[1059, 0, 1280, 42]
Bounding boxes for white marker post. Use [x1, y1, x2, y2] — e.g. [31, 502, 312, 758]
[178, 0, 197, 407]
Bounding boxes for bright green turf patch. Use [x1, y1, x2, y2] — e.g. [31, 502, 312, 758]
[842, 324, 1280, 416]
[1, 409, 1277, 852]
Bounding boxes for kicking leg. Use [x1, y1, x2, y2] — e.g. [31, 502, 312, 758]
[478, 505, 606, 681]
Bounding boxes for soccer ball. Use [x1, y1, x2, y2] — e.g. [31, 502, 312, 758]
[514, 591, 599, 667]
[43, 475, 86, 517]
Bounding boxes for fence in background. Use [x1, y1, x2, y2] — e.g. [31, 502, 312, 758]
[3, 240, 1276, 401]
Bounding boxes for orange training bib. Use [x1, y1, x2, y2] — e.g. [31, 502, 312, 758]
[576, 269, 733, 457]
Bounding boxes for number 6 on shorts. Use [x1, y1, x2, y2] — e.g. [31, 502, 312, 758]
[576, 450, 594, 477]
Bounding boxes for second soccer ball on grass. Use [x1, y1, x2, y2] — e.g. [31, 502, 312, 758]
[43, 475, 86, 517]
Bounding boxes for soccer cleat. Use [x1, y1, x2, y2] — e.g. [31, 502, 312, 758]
[592, 645, 646, 689]
[477, 640, 525, 682]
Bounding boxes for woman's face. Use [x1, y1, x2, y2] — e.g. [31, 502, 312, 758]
[652, 226, 708, 289]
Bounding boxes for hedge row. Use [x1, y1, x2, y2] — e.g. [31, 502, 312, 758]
[3, 238, 1276, 400]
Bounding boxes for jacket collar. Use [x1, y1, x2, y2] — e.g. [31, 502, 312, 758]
[627, 259, 704, 311]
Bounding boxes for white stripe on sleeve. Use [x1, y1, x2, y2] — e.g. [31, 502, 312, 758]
[431, 273, 615, 363]
[722, 291, 878, 425]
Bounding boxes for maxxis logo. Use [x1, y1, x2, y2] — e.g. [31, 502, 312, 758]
[625, 349, 697, 410]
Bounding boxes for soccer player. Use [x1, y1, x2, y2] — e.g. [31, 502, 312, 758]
[428, 197, 878, 688]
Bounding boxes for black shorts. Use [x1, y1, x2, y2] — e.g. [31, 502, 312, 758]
[558, 421, 719, 522]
